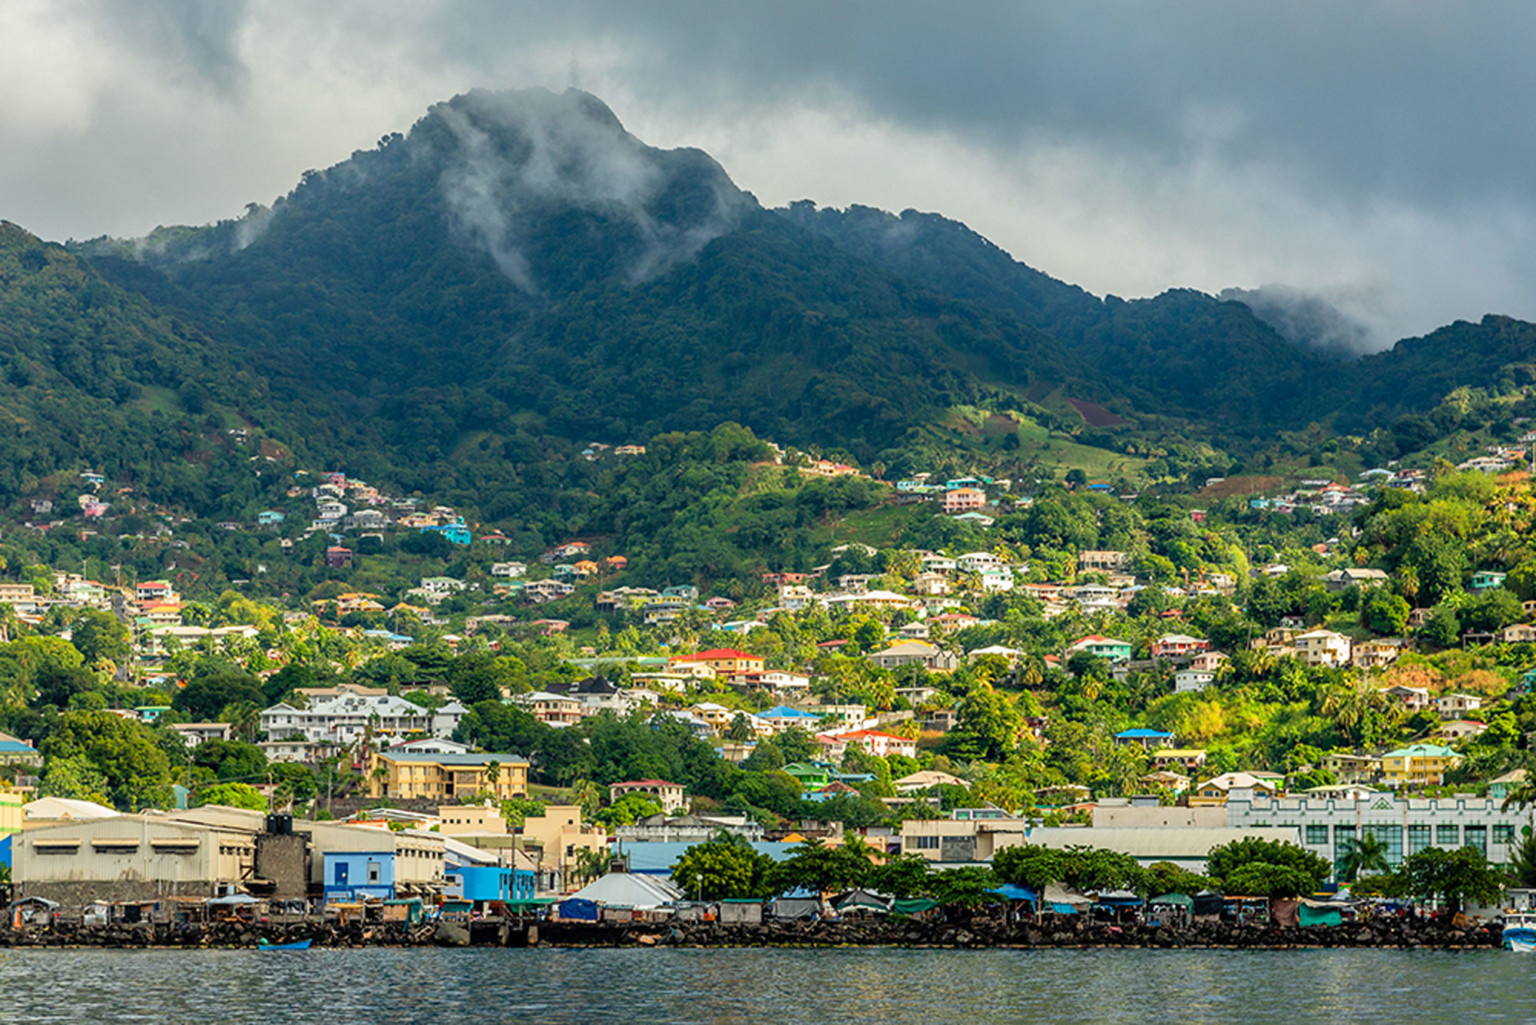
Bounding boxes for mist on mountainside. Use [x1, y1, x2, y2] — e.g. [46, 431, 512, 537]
[1219, 284, 1394, 357]
[431, 88, 753, 292]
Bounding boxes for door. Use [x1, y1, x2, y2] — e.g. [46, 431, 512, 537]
[334, 860, 349, 886]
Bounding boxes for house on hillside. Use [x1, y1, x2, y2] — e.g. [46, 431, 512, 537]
[1068, 635, 1133, 662]
[868, 640, 958, 672]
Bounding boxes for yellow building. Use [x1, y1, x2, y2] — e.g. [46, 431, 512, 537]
[0, 786, 23, 836]
[1381, 744, 1462, 788]
[368, 753, 529, 801]
[517, 804, 610, 892]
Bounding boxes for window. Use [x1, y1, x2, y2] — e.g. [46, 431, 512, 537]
[1465, 825, 1487, 857]
[1306, 825, 1329, 845]
[1332, 825, 1355, 879]
[367, 861, 382, 884]
[913, 836, 940, 850]
[1408, 825, 1431, 855]
[1364, 825, 1403, 868]
[1436, 824, 1460, 846]
[1495, 824, 1517, 845]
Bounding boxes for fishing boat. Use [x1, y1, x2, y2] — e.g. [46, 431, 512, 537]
[1503, 912, 1536, 952]
[257, 938, 312, 951]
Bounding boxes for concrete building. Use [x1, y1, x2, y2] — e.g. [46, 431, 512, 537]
[1228, 794, 1533, 880]
[867, 640, 958, 672]
[367, 752, 530, 802]
[1027, 825, 1302, 874]
[260, 690, 436, 749]
[1292, 629, 1352, 667]
[514, 804, 609, 894]
[12, 814, 255, 904]
[1381, 744, 1462, 788]
[609, 780, 686, 814]
[899, 814, 1031, 862]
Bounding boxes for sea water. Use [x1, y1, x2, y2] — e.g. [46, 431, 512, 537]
[0, 946, 1526, 1024]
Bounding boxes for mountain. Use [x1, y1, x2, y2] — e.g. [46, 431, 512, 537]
[0, 221, 301, 509]
[3, 83, 1525, 521]
[780, 202, 1347, 430]
[78, 88, 1095, 475]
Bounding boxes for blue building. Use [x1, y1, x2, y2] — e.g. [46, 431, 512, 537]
[323, 850, 395, 901]
[445, 865, 536, 904]
[421, 522, 472, 546]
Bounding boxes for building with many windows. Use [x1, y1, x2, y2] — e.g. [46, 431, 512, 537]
[1228, 794, 1532, 880]
[366, 752, 530, 802]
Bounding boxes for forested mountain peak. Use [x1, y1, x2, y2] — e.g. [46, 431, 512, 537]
[79, 87, 755, 301]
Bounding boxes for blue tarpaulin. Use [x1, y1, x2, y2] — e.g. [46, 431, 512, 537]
[0, 834, 10, 871]
[557, 897, 599, 921]
[990, 884, 1039, 906]
[1050, 903, 1079, 914]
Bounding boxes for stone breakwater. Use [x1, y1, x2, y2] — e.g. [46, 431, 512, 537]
[0, 915, 1504, 951]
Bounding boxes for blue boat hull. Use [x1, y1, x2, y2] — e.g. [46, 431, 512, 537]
[257, 940, 312, 950]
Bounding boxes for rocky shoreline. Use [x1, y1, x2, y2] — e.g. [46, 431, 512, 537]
[0, 915, 1504, 951]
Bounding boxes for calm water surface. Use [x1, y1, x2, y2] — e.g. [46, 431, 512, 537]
[0, 947, 1528, 1024]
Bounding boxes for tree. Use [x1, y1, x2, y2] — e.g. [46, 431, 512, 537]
[70, 609, 130, 669]
[993, 844, 1066, 890]
[1205, 837, 1330, 895]
[1221, 863, 1318, 898]
[1359, 588, 1410, 637]
[868, 853, 931, 898]
[1509, 831, 1536, 888]
[1417, 603, 1461, 649]
[1400, 846, 1503, 915]
[262, 662, 316, 705]
[41, 710, 173, 809]
[670, 836, 773, 900]
[950, 685, 1020, 761]
[173, 673, 264, 720]
[763, 838, 870, 894]
[928, 865, 1000, 909]
[593, 793, 663, 828]
[726, 712, 754, 742]
[193, 781, 268, 811]
[1337, 831, 1390, 883]
[37, 753, 111, 805]
[193, 738, 268, 783]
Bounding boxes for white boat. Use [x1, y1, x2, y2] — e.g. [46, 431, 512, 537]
[1503, 912, 1536, 952]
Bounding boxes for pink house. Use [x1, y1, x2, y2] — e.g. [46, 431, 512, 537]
[831, 729, 919, 759]
[942, 488, 986, 513]
[1151, 633, 1212, 658]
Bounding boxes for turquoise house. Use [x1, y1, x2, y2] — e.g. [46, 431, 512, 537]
[1471, 570, 1509, 591]
[421, 523, 472, 545]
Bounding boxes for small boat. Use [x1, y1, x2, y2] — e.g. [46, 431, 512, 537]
[257, 938, 312, 951]
[1503, 912, 1536, 952]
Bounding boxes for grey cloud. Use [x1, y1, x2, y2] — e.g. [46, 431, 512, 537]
[86, 0, 251, 94]
[8, 3, 1536, 348]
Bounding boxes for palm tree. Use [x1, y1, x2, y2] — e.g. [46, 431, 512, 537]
[1320, 676, 1391, 747]
[1510, 832, 1536, 888]
[1338, 831, 1390, 883]
[571, 845, 611, 887]
[1502, 776, 1536, 812]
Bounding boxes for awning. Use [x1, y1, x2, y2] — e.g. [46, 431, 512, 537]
[1148, 893, 1194, 911]
[989, 884, 1039, 905]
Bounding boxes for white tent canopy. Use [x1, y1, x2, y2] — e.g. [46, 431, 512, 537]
[568, 872, 681, 909]
[24, 797, 118, 822]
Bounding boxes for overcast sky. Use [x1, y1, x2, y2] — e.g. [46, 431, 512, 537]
[2, 1, 1533, 348]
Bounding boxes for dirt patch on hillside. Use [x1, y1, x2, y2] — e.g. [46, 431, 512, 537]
[1198, 475, 1283, 499]
[1067, 398, 1128, 427]
[982, 413, 1020, 437]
